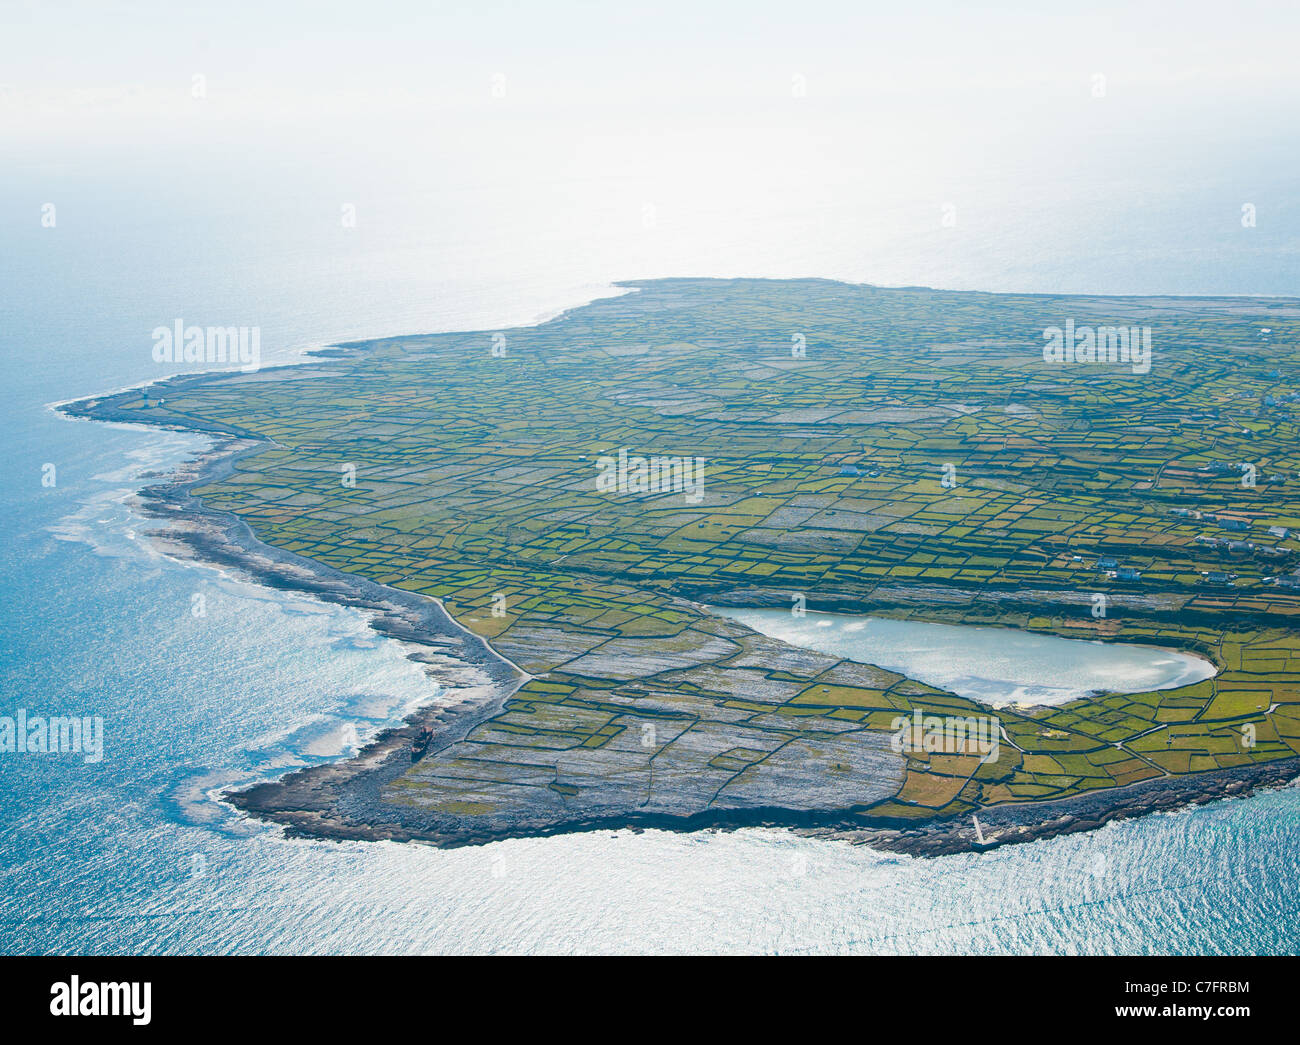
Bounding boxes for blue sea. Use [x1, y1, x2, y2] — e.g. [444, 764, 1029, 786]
[3, 129, 1300, 954]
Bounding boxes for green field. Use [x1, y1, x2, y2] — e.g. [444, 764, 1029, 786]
[88, 278, 1300, 833]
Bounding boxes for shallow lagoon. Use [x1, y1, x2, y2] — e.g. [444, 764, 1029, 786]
[719, 608, 1217, 707]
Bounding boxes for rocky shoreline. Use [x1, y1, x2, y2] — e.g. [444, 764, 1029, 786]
[229, 743, 1300, 855]
[59, 388, 530, 828]
[810, 756, 1300, 856]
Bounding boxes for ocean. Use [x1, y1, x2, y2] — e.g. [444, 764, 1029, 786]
[3, 128, 1300, 954]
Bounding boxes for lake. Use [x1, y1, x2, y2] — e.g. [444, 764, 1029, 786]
[718, 608, 1217, 707]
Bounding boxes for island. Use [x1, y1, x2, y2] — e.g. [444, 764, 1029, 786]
[62, 278, 1300, 854]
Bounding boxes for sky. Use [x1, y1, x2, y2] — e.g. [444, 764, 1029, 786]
[2, 1, 1298, 303]
[5, 1, 1299, 135]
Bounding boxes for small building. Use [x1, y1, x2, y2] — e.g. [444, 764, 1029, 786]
[1116, 566, 1141, 581]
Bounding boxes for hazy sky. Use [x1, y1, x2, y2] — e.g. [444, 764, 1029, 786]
[5, 1, 1298, 133]
[3, 1, 1297, 300]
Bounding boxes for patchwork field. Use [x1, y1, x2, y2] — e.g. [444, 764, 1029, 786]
[67, 278, 1300, 847]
